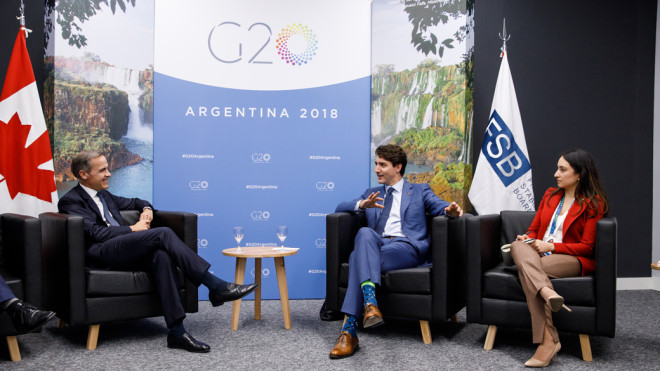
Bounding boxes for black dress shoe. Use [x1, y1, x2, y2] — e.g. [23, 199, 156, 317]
[209, 283, 258, 307]
[167, 332, 210, 353]
[7, 300, 56, 333]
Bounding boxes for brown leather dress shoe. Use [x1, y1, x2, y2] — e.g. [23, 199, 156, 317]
[329, 331, 359, 359]
[362, 303, 384, 329]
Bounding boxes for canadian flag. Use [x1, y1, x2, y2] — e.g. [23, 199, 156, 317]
[0, 27, 58, 216]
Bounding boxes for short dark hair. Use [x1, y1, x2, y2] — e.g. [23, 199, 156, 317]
[375, 144, 407, 175]
[71, 150, 103, 180]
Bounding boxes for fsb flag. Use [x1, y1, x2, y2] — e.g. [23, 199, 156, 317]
[0, 26, 58, 216]
[468, 51, 534, 214]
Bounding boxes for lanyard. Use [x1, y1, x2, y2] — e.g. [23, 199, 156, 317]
[548, 194, 565, 235]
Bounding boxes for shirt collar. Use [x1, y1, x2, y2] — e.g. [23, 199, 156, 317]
[79, 183, 99, 199]
[385, 178, 404, 194]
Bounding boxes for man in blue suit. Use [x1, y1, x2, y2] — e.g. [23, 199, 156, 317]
[59, 150, 257, 353]
[329, 144, 463, 359]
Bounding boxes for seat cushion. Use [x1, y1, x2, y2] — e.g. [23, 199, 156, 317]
[86, 268, 185, 296]
[482, 264, 595, 306]
[339, 263, 431, 295]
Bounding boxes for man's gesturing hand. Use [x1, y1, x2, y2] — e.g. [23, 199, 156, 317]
[359, 192, 384, 209]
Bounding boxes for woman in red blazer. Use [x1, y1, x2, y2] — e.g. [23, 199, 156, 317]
[510, 149, 608, 368]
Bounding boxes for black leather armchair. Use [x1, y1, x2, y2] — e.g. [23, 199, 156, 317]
[466, 211, 617, 361]
[39, 210, 199, 350]
[325, 212, 466, 343]
[0, 213, 44, 362]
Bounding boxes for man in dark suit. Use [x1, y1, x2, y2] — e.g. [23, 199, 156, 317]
[0, 276, 55, 333]
[329, 144, 463, 359]
[58, 150, 257, 353]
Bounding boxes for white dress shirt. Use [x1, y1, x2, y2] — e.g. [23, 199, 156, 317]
[79, 183, 113, 226]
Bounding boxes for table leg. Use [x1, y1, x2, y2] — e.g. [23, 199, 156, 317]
[274, 257, 291, 329]
[231, 257, 247, 331]
[255, 258, 262, 320]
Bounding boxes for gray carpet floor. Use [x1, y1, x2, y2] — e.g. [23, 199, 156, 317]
[1, 290, 659, 370]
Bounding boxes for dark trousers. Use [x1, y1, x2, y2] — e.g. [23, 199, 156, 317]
[0, 275, 16, 303]
[341, 227, 422, 317]
[87, 227, 211, 327]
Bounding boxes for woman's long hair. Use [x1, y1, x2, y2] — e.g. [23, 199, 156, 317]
[549, 149, 609, 216]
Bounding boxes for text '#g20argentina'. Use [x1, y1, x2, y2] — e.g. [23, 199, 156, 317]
[482, 110, 531, 187]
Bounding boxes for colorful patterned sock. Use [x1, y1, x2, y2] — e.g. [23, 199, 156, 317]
[361, 280, 377, 308]
[341, 314, 358, 337]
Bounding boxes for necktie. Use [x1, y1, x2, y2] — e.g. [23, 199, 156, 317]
[97, 193, 120, 226]
[375, 187, 395, 235]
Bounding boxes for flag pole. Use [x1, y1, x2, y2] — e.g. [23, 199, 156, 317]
[17, 0, 32, 38]
[499, 18, 510, 56]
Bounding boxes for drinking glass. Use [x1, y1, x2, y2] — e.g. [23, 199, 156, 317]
[233, 226, 244, 252]
[276, 226, 288, 250]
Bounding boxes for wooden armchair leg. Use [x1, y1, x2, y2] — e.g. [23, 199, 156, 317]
[579, 334, 593, 361]
[420, 320, 432, 344]
[484, 325, 497, 350]
[87, 324, 100, 350]
[6, 336, 20, 362]
[57, 319, 67, 328]
[450, 314, 458, 323]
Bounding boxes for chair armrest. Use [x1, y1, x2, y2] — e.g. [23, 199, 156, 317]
[429, 216, 451, 320]
[466, 214, 502, 323]
[39, 212, 87, 324]
[325, 212, 366, 311]
[152, 211, 198, 254]
[1, 214, 42, 306]
[594, 216, 617, 337]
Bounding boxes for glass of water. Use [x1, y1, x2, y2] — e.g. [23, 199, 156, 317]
[276, 226, 288, 250]
[233, 226, 244, 252]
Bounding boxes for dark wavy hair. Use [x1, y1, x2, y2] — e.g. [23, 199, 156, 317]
[549, 149, 608, 216]
[375, 144, 407, 176]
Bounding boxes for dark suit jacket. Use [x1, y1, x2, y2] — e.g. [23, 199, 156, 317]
[58, 184, 153, 249]
[335, 181, 450, 258]
[526, 187, 605, 276]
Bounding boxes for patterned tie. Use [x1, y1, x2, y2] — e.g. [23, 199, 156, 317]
[374, 187, 395, 235]
[97, 192, 120, 226]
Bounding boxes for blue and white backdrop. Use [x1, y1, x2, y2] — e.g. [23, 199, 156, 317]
[154, 0, 372, 299]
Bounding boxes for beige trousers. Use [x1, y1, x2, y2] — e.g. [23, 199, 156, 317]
[510, 241, 581, 344]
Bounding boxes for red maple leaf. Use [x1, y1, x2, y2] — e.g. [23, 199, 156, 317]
[0, 113, 56, 202]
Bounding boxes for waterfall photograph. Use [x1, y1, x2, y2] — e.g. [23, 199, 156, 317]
[46, 0, 154, 201]
[371, 0, 474, 207]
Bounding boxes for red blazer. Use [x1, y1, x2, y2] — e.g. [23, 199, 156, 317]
[526, 188, 605, 276]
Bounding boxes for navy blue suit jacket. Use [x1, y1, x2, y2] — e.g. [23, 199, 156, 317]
[335, 181, 450, 257]
[58, 184, 153, 249]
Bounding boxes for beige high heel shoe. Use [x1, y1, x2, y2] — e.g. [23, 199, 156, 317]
[540, 288, 572, 312]
[524, 342, 561, 367]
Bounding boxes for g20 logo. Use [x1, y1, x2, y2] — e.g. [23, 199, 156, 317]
[315, 181, 335, 191]
[208, 22, 318, 66]
[251, 268, 270, 278]
[251, 153, 271, 163]
[250, 211, 270, 221]
[189, 180, 209, 190]
[197, 239, 208, 248]
[315, 238, 326, 248]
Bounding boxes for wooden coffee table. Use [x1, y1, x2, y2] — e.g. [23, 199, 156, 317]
[222, 246, 299, 330]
